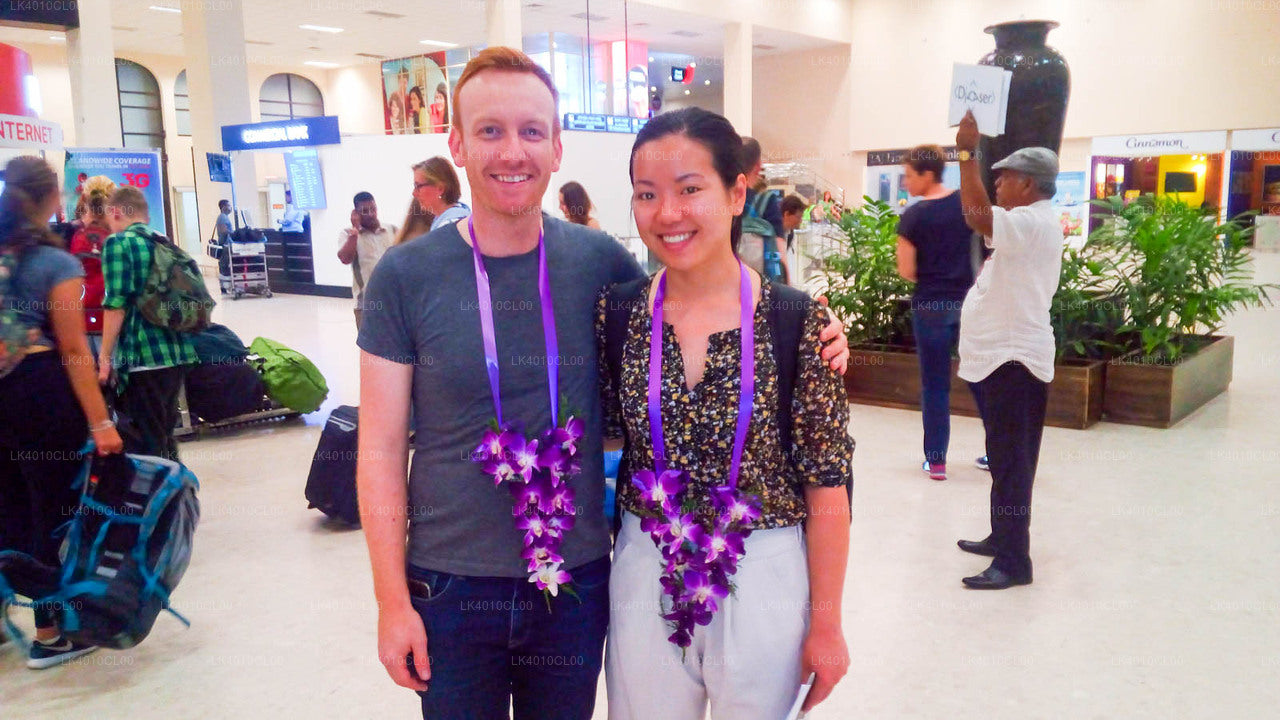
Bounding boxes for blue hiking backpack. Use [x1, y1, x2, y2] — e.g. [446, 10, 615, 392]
[0, 447, 200, 649]
[741, 189, 786, 283]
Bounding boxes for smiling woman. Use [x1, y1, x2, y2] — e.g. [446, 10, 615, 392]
[599, 107, 853, 719]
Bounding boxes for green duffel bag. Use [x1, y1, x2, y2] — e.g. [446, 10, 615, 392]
[248, 337, 329, 413]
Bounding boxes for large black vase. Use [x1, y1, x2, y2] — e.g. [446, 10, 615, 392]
[977, 20, 1071, 200]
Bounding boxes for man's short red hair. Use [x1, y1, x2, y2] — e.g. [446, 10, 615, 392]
[451, 46, 559, 132]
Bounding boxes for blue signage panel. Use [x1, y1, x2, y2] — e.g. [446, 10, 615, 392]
[563, 113, 644, 134]
[207, 152, 233, 183]
[564, 113, 608, 132]
[285, 149, 327, 210]
[221, 115, 341, 152]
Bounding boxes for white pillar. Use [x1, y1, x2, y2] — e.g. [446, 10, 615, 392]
[182, 0, 257, 227]
[486, 0, 523, 49]
[723, 22, 753, 137]
[65, 0, 122, 147]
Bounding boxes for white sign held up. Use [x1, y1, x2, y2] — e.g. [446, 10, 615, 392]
[947, 63, 1012, 136]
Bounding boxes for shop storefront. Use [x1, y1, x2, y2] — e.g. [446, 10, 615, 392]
[1089, 131, 1228, 211]
[1229, 128, 1280, 250]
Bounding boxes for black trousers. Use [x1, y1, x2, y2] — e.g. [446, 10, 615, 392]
[118, 365, 188, 462]
[968, 361, 1048, 578]
[0, 352, 89, 628]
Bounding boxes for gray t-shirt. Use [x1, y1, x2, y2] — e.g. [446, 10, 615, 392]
[8, 245, 85, 349]
[357, 215, 644, 577]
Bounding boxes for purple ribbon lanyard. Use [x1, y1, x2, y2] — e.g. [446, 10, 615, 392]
[648, 262, 755, 487]
[468, 217, 559, 428]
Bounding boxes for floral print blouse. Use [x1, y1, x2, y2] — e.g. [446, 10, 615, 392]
[595, 277, 853, 530]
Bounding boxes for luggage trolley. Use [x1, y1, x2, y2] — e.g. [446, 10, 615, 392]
[220, 231, 273, 300]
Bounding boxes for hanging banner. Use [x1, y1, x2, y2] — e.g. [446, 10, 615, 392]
[381, 53, 450, 135]
[63, 148, 166, 236]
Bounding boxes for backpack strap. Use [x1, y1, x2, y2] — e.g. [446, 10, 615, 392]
[767, 282, 810, 456]
[768, 282, 854, 517]
[603, 276, 650, 538]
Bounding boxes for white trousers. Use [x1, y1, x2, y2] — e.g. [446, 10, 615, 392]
[606, 512, 810, 720]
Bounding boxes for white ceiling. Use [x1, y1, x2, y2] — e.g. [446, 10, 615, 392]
[0, 0, 842, 68]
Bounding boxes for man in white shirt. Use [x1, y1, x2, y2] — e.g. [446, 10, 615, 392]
[953, 110, 1063, 590]
[338, 191, 397, 330]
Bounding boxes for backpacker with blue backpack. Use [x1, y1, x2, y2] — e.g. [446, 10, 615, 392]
[740, 189, 787, 284]
[0, 445, 200, 649]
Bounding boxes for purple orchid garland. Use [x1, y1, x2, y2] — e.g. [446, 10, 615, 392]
[465, 217, 581, 601]
[633, 262, 762, 649]
[472, 416, 584, 599]
[631, 471, 760, 647]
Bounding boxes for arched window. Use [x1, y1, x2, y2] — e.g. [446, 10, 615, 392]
[174, 69, 190, 136]
[115, 59, 165, 149]
[259, 73, 324, 122]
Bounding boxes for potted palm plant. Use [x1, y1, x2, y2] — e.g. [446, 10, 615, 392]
[816, 198, 1116, 429]
[1088, 195, 1275, 427]
[815, 199, 919, 408]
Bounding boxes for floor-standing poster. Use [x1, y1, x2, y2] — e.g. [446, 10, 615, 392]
[382, 53, 449, 135]
[1053, 171, 1087, 245]
[63, 147, 167, 235]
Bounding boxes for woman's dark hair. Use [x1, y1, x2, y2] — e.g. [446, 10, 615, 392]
[408, 86, 425, 111]
[905, 144, 946, 183]
[0, 155, 61, 252]
[559, 181, 593, 226]
[413, 156, 461, 205]
[630, 107, 745, 249]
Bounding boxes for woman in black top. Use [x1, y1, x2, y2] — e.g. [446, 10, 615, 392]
[896, 145, 977, 481]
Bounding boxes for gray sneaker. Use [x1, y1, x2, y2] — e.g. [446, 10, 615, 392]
[27, 636, 99, 669]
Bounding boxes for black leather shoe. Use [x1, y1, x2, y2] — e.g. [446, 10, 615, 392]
[962, 566, 1031, 589]
[957, 538, 997, 557]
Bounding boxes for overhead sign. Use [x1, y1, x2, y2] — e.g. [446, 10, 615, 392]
[1091, 131, 1227, 157]
[0, 112, 62, 151]
[221, 115, 341, 152]
[671, 67, 685, 83]
[1231, 128, 1280, 152]
[867, 146, 961, 167]
[563, 113, 645, 134]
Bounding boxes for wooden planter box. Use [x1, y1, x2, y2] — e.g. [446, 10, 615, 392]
[1102, 335, 1234, 428]
[844, 346, 1106, 430]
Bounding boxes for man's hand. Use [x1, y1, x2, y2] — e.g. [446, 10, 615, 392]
[816, 296, 850, 374]
[956, 109, 980, 152]
[799, 625, 850, 711]
[378, 602, 430, 692]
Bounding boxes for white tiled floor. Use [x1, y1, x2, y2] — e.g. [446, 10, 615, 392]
[4, 256, 1280, 720]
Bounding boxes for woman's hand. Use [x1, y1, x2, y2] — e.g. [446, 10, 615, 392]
[93, 425, 124, 455]
[800, 624, 850, 711]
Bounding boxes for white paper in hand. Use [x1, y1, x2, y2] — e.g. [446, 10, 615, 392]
[784, 672, 817, 720]
[948, 63, 1011, 136]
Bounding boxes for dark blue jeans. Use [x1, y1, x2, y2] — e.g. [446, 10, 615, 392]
[409, 555, 611, 720]
[912, 300, 963, 465]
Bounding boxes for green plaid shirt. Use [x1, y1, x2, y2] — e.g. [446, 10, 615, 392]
[102, 222, 197, 370]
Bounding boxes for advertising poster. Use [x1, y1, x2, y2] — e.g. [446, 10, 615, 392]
[382, 53, 449, 135]
[1052, 171, 1087, 243]
[63, 148, 166, 235]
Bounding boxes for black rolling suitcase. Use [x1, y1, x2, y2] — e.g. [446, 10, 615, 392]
[305, 405, 360, 526]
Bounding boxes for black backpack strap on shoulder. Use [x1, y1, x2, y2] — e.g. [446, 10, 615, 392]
[767, 282, 810, 456]
[603, 276, 649, 538]
[768, 283, 854, 518]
